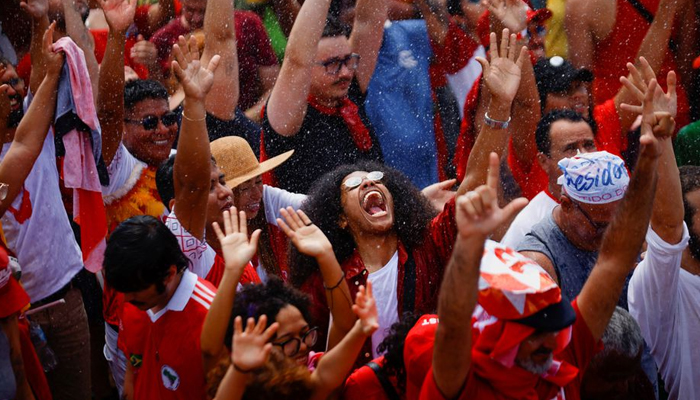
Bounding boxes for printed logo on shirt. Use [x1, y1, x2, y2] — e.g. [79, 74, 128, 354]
[161, 365, 180, 391]
[398, 50, 418, 69]
[129, 353, 142, 368]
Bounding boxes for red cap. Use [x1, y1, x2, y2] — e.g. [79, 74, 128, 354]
[693, 55, 700, 69]
[0, 247, 30, 318]
[403, 314, 439, 400]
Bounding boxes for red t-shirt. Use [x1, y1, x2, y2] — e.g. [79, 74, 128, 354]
[507, 99, 624, 200]
[413, 301, 599, 400]
[343, 356, 401, 400]
[118, 272, 216, 400]
[149, 10, 278, 110]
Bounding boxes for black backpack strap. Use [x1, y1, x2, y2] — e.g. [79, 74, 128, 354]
[367, 362, 402, 400]
[401, 251, 416, 314]
[625, 0, 654, 24]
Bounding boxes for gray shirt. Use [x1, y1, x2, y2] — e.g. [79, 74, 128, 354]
[517, 213, 630, 309]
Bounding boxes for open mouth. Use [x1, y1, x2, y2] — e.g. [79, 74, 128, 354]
[361, 190, 387, 217]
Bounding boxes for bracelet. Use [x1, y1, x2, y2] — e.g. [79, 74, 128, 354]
[484, 113, 511, 129]
[232, 362, 256, 374]
[182, 110, 206, 122]
[323, 274, 345, 291]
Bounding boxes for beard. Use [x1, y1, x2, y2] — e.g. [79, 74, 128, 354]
[6, 101, 24, 128]
[516, 352, 554, 375]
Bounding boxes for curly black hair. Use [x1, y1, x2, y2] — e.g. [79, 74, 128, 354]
[376, 312, 421, 395]
[225, 276, 313, 349]
[289, 161, 436, 287]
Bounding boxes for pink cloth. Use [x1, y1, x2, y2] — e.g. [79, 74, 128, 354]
[53, 38, 107, 273]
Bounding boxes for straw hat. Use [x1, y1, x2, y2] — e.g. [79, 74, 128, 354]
[210, 136, 293, 189]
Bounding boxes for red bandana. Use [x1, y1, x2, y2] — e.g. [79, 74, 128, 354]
[307, 95, 373, 152]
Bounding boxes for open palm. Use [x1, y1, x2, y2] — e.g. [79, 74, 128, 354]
[277, 207, 332, 258]
[171, 35, 220, 100]
[232, 316, 278, 371]
[212, 208, 261, 272]
[100, 0, 136, 32]
[484, 0, 527, 32]
[477, 29, 526, 104]
[352, 282, 379, 336]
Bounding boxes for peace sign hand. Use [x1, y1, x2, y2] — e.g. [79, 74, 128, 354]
[277, 207, 332, 258]
[212, 208, 261, 273]
[456, 153, 528, 239]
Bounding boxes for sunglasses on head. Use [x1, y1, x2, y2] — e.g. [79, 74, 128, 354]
[124, 112, 178, 130]
[343, 171, 383, 190]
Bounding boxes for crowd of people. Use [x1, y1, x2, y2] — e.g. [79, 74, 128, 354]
[0, 0, 698, 399]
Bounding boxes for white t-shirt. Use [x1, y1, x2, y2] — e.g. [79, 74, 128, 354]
[628, 224, 698, 400]
[0, 115, 83, 301]
[501, 191, 558, 249]
[367, 251, 400, 358]
[256, 185, 306, 282]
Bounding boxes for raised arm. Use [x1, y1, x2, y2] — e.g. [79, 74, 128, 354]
[613, 0, 680, 133]
[577, 78, 674, 341]
[202, 209, 261, 373]
[310, 282, 378, 400]
[143, 0, 176, 37]
[266, 0, 333, 136]
[564, 0, 600, 70]
[433, 153, 527, 398]
[348, 0, 388, 92]
[20, 0, 50, 94]
[459, 29, 527, 196]
[277, 207, 357, 347]
[620, 60, 683, 244]
[201, 0, 239, 120]
[172, 35, 221, 240]
[97, 0, 136, 166]
[270, 0, 301, 37]
[0, 22, 63, 217]
[61, 0, 99, 99]
[414, 0, 450, 54]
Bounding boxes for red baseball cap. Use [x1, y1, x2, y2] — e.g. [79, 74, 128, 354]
[0, 247, 30, 318]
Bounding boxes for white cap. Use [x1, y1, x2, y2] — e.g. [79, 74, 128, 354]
[557, 151, 629, 204]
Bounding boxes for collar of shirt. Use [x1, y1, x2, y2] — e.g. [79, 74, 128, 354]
[342, 241, 409, 280]
[147, 270, 197, 322]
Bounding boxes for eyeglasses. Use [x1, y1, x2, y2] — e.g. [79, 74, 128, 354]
[571, 201, 609, 233]
[273, 327, 318, 357]
[3, 77, 24, 91]
[316, 53, 360, 75]
[343, 171, 383, 190]
[124, 112, 178, 130]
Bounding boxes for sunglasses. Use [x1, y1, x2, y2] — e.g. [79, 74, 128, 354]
[273, 327, 319, 357]
[572, 201, 608, 233]
[343, 171, 384, 190]
[316, 53, 361, 75]
[124, 112, 178, 130]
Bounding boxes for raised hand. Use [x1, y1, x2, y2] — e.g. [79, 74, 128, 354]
[130, 35, 158, 69]
[277, 207, 332, 258]
[456, 153, 528, 238]
[483, 0, 527, 32]
[100, 0, 137, 33]
[231, 315, 279, 372]
[43, 22, 64, 77]
[352, 282, 379, 336]
[476, 29, 528, 105]
[20, 0, 48, 21]
[212, 208, 262, 272]
[637, 79, 674, 160]
[421, 179, 457, 212]
[171, 35, 221, 101]
[620, 57, 677, 118]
